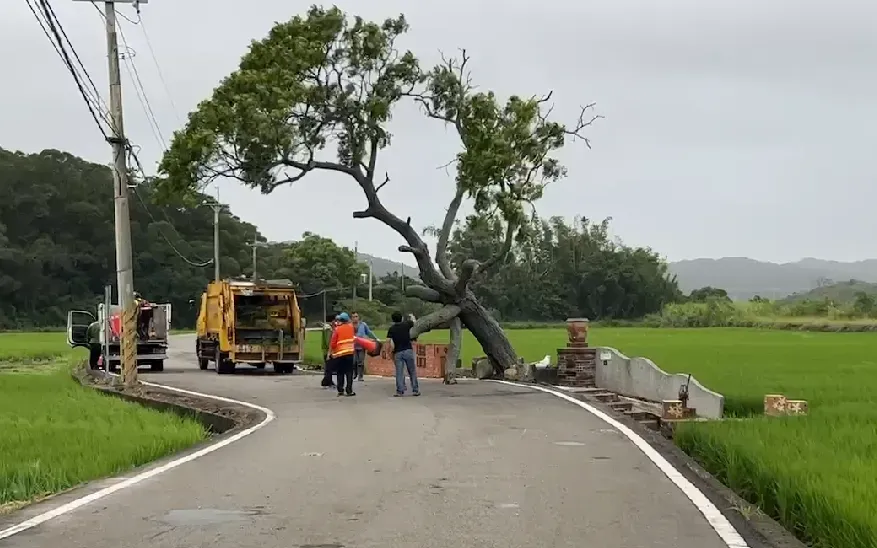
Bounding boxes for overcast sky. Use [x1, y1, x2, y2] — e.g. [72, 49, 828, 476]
[4, 0, 876, 266]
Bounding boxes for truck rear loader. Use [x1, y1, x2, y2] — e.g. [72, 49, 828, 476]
[67, 302, 171, 372]
[196, 279, 304, 374]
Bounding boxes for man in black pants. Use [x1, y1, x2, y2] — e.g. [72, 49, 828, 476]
[329, 312, 356, 397]
[320, 314, 338, 388]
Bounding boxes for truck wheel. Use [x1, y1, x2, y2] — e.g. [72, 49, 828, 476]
[275, 364, 293, 375]
[215, 349, 235, 375]
[150, 360, 165, 372]
[254, 363, 266, 370]
[196, 340, 209, 370]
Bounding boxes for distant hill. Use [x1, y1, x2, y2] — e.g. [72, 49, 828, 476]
[669, 257, 877, 300]
[356, 253, 413, 279]
[779, 279, 877, 305]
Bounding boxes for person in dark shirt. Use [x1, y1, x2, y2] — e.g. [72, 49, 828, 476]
[320, 314, 338, 388]
[386, 311, 419, 396]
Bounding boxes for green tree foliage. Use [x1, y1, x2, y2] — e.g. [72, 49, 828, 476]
[688, 286, 732, 303]
[447, 214, 681, 321]
[0, 147, 261, 329]
[156, 6, 598, 373]
[0, 147, 380, 329]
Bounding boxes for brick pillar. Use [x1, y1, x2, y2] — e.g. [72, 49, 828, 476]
[556, 347, 597, 387]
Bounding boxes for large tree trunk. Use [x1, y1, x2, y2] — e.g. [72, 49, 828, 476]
[457, 294, 518, 376]
[444, 317, 462, 384]
[408, 286, 519, 378]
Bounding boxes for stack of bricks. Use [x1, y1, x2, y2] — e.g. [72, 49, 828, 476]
[764, 394, 809, 416]
[365, 343, 448, 379]
[556, 318, 597, 387]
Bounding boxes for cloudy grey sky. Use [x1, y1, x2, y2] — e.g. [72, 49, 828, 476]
[4, 0, 876, 266]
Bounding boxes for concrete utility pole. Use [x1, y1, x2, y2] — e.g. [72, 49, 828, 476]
[248, 238, 267, 280]
[368, 261, 373, 301]
[212, 203, 221, 282]
[353, 241, 358, 299]
[76, 0, 147, 386]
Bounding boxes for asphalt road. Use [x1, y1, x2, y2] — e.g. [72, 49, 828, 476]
[4, 335, 731, 548]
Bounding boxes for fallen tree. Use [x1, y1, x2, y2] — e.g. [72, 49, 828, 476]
[157, 5, 597, 378]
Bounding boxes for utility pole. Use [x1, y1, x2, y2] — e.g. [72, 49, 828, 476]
[76, 0, 145, 386]
[212, 203, 221, 282]
[248, 238, 267, 280]
[352, 241, 358, 299]
[368, 261, 373, 301]
[401, 264, 405, 293]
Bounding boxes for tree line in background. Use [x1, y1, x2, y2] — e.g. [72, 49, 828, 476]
[0, 147, 684, 330]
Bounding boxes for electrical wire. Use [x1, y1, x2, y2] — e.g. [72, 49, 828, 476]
[88, 1, 166, 152]
[26, 0, 110, 139]
[28, 0, 211, 269]
[138, 16, 183, 125]
[130, 185, 214, 268]
[38, 0, 109, 117]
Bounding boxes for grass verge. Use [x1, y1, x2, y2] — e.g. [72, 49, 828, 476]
[0, 334, 207, 511]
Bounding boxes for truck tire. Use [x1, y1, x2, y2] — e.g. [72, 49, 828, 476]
[150, 360, 165, 372]
[215, 348, 235, 375]
[196, 340, 209, 370]
[275, 363, 294, 375]
[254, 362, 266, 370]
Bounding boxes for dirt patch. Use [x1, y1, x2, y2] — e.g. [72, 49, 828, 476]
[73, 366, 264, 434]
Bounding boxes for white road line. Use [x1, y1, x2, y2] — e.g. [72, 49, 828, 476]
[0, 380, 276, 540]
[492, 380, 750, 548]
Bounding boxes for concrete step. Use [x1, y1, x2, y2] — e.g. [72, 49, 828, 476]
[625, 410, 657, 421]
[638, 419, 660, 431]
[593, 392, 620, 403]
[608, 401, 633, 412]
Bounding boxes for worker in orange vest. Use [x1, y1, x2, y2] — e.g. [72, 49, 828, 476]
[328, 312, 357, 397]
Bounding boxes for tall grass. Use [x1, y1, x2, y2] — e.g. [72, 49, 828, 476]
[0, 335, 206, 509]
[644, 300, 877, 331]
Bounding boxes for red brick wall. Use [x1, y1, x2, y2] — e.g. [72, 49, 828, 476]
[365, 343, 447, 378]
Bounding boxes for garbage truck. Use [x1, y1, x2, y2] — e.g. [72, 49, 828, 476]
[67, 301, 171, 372]
[195, 278, 304, 374]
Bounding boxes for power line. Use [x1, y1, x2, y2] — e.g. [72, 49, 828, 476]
[26, 0, 109, 138]
[88, 1, 166, 151]
[138, 16, 182, 125]
[39, 0, 108, 116]
[130, 185, 214, 268]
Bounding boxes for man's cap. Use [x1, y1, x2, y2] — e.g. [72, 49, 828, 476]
[336, 312, 350, 322]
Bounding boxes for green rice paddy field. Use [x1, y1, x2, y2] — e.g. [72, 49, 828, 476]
[0, 333, 206, 511]
[5, 328, 876, 546]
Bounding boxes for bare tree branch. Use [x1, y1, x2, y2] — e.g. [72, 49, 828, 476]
[454, 259, 479, 294]
[410, 304, 462, 338]
[435, 185, 465, 280]
[405, 284, 443, 303]
[351, 173, 453, 294]
[375, 173, 390, 193]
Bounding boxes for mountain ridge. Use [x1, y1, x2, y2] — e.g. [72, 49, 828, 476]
[668, 257, 877, 300]
[354, 252, 877, 301]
